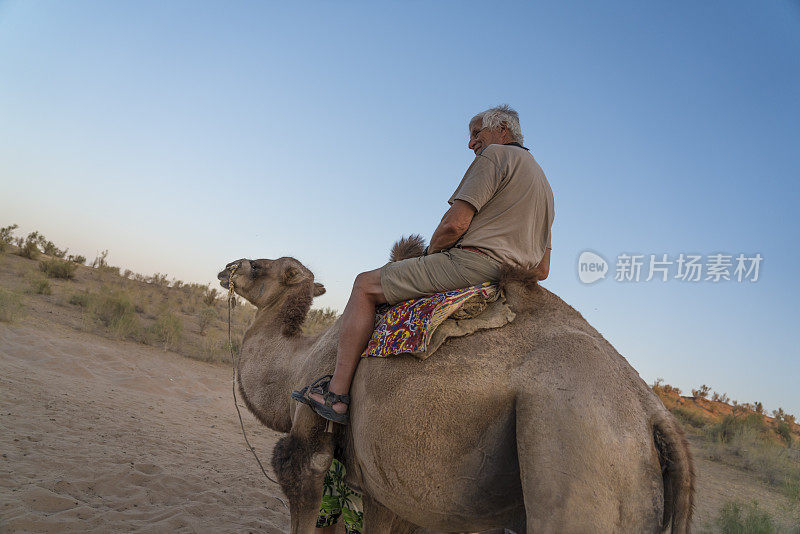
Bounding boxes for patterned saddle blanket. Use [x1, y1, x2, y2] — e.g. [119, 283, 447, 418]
[361, 282, 515, 360]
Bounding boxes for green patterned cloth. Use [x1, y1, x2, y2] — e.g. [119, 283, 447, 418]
[317, 459, 363, 533]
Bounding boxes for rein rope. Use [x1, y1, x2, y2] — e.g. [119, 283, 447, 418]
[227, 264, 288, 509]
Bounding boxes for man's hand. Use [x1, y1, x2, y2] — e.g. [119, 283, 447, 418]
[428, 200, 476, 253]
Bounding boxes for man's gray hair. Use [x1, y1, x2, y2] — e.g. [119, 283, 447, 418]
[470, 104, 524, 144]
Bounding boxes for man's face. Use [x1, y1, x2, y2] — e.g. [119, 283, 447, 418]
[468, 121, 507, 155]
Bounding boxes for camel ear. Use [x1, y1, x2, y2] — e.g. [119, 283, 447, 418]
[282, 265, 305, 286]
[313, 282, 326, 297]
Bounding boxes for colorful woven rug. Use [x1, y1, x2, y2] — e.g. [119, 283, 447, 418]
[361, 283, 498, 358]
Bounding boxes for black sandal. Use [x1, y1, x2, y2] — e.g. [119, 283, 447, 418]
[291, 375, 350, 425]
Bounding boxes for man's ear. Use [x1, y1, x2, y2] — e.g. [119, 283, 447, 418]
[313, 282, 326, 297]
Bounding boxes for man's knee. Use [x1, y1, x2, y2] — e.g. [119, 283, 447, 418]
[353, 269, 385, 303]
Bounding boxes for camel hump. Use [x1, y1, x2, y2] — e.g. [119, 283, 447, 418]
[390, 235, 427, 262]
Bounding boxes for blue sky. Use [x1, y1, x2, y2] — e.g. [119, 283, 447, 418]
[1, 1, 798, 414]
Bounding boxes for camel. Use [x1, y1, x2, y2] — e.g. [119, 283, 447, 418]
[218, 241, 694, 533]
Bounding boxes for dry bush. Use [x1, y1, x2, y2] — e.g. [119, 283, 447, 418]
[692, 384, 711, 399]
[200, 335, 226, 362]
[150, 312, 183, 350]
[0, 224, 18, 253]
[303, 307, 339, 335]
[39, 258, 77, 279]
[91, 290, 139, 338]
[69, 291, 93, 307]
[673, 404, 709, 428]
[652, 378, 682, 396]
[68, 254, 86, 265]
[148, 273, 169, 286]
[17, 232, 41, 259]
[99, 265, 120, 276]
[713, 500, 776, 534]
[202, 287, 219, 307]
[30, 278, 52, 295]
[198, 307, 216, 334]
[92, 250, 109, 268]
[712, 391, 730, 403]
[0, 288, 24, 322]
[706, 414, 800, 496]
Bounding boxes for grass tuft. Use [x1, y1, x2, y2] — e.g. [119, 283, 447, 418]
[31, 278, 52, 295]
[150, 312, 183, 350]
[0, 288, 24, 322]
[39, 258, 77, 279]
[712, 500, 776, 534]
[69, 291, 93, 307]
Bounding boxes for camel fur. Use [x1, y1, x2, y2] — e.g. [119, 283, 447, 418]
[218, 241, 694, 533]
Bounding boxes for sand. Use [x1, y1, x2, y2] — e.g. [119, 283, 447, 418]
[2, 319, 796, 532]
[0, 321, 288, 533]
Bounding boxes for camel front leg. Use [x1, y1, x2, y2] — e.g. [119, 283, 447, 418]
[272, 405, 335, 533]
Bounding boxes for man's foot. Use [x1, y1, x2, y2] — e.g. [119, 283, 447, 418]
[308, 390, 348, 415]
[291, 376, 350, 424]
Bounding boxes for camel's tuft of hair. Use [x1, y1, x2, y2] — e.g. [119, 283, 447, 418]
[390, 234, 427, 262]
[278, 284, 314, 337]
[272, 434, 309, 502]
[271, 419, 330, 503]
[498, 263, 540, 291]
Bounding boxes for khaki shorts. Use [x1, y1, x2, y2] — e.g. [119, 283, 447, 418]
[380, 247, 501, 305]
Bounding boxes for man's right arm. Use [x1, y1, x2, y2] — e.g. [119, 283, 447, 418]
[428, 200, 476, 254]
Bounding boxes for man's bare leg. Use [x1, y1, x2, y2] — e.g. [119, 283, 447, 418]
[309, 268, 386, 414]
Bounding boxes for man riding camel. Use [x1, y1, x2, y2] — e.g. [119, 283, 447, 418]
[293, 105, 554, 424]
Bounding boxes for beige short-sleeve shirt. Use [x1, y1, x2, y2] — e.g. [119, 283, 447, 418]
[448, 143, 554, 269]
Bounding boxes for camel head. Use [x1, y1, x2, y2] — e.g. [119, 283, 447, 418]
[217, 257, 325, 335]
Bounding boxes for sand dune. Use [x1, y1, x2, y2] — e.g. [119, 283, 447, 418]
[0, 321, 288, 533]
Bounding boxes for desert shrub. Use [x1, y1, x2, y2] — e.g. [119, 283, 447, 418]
[38, 239, 66, 258]
[39, 258, 77, 279]
[99, 265, 120, 276]
[148, 273, 169, 286]
[302, 307, 338, 335]
[691, 384, 711, 399]
[776, 421, 793, 447]
[150, 312, 183, 350]
[709, 413, 767, 443]
[712, 391, 730, 403]
[0, 288, 24, 322]
[714, 501, 776, 534]
[69, 292, 93, 307]
[202, 287, 219, 307]
[653, 379, 682, 396]
[92, 249, 109, 268]
[200, 335, 225, 362]
[31, 278, 52, 295]
[673, 405, 709, 428]
[198, 307, 216, 334]
[0, 224, 18, 252]
[91, 291, 139, 338]
[773, 408, 797, 426]
[16, 232, 41, 259]
[67, 254, 86, 265]
[709, 420, 800, 492]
